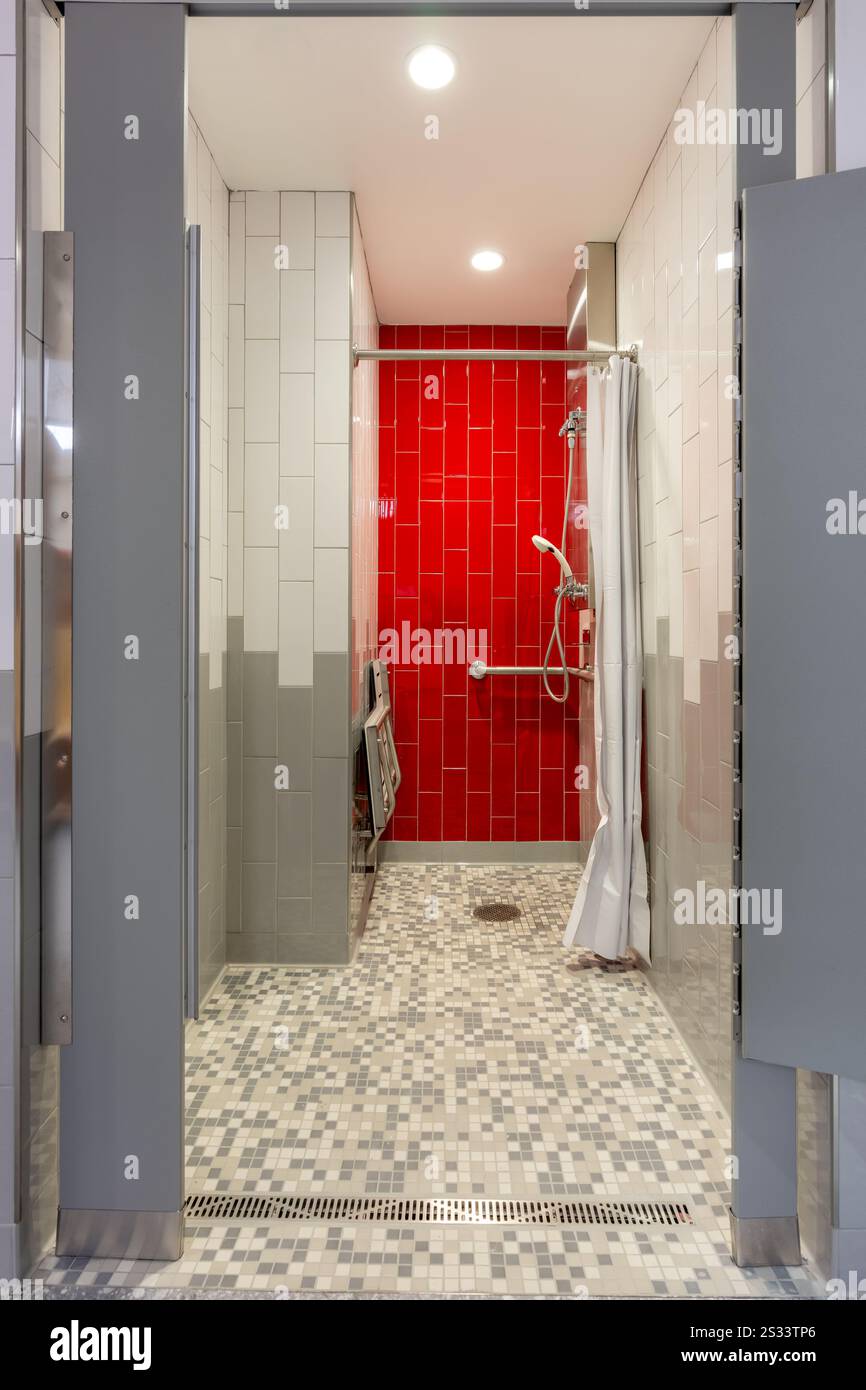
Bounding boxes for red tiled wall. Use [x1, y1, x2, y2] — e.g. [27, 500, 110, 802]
[378, 324, 590, 843]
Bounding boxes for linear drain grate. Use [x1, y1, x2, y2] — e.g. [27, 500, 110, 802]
[184, 1194, 693, 1228]
[473, 902, 521, 923]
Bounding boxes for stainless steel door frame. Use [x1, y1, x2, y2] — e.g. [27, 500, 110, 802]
[184, 224, 201, 1021]
[41, 232, 73, 1047]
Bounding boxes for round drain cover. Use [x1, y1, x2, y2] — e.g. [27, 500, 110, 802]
[473, 902, 521, 923]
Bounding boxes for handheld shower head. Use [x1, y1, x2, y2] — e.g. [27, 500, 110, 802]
[532, 534, 573, 580]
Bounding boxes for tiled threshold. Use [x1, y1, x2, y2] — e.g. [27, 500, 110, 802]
[378, 840, 589, 864]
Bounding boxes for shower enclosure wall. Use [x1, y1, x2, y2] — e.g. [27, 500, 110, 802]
[377, 326, 593, 856]
[192, 184, 378, 973]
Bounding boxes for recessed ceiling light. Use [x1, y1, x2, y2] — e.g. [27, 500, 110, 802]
[471, 249, 505, 272]
[407, 45, 456, 90]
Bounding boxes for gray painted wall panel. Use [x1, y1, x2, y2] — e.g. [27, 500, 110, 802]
[741, 166, 866, 1080]
[60, 3, 186, 1220]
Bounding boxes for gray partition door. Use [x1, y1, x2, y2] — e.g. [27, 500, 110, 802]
[58, 3, 187, 1259]
[740, 166, 866, 1081]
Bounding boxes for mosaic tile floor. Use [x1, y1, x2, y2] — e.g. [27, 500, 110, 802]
[35, 865, 821, 1299]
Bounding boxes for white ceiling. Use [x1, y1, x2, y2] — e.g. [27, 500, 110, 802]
[188, 15, 712, 324]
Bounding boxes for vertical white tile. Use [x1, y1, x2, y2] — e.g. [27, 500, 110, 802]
[227, 511, 243, 618]
[697, 125, 716, 251]
[683, 567, 700, 703]
[210, 461, 223, 574]
[796, 76, 826, 179]
[198, 538, 210, 656]
[698, 234, 717, 383]
[653, 265, 669, 386]
[682, 298, 699, 443]
[278, 580, 314, 685]
[313, 548, 348, 652]
[26, 1, 60, 161]
[243, 548, 278, 651]
[682, 435, 700, 572]
[699, 516, 718, 661]
[717, 458, 733, 613]
[667, 406, 683, 536]
[228, 304, 245, 409]
[654, 378, 669, 502]
[244, 190, 279, 236]
[681, 169, 699, 311]
[244, 339, 279, 443]
[228, 407, 244, 510]
[699, 372, 718, 522]
[280, 373, 315, 475]
[199, 423, 211, 540]
[642, 547, 657, 657]
[315, 191, 350, 237]
[244, 235, 280, 339]
[655, 507, 669, 619]
[668, 279, 683, 415]
[280, 191, 315, 271]
[279, 475, 314, 581]
[25, 131, 60, 233]
[209, 577, 222, 688]
[668, 531, 683, 659]
[228, 198, 245, 304]
[200, 306, 212, 427]
[716, 16, 734, 114]
[314, 340, 350, 445]
[314, 443, 349, 548]
[680, 70, 699, 188]
[243, 441, 279, 547]
[280, 269, 314, 373]
[796, 0, 825, 102]
[185, 118, 198, 224]
[697, 26, 716, 104]
[717, 310, 734, 466]
[314, 236, 350, 340]
[667, 153, 683, 289]
[715, 159, 734, 320]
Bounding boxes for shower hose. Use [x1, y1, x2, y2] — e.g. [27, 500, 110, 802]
[541, 428, 576, 705]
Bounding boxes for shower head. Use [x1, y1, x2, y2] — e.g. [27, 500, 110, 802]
[532, 534, 573, 580]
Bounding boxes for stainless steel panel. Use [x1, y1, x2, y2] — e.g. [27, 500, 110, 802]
[41, 232, 73, 1047]
[56, 1206, 183, 1260]
[729, 1212, 801, 1269]
[184, 224, 200, 1020]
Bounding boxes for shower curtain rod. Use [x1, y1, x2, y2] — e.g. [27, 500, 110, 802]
[353, 346, 638, 367]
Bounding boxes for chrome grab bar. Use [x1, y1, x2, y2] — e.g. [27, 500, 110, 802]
[469, 660, 594, 682]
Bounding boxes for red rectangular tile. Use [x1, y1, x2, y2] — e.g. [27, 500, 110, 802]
[515, 791, 540, 842]
[467, 792, 491, 841]
[442, 769, 467, 840]
[418, 719, 443, 792]
[418, 792, 443, 841]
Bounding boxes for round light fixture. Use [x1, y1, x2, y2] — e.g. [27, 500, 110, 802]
[407, 45, 456, 90]
[471, 249, 505, 272]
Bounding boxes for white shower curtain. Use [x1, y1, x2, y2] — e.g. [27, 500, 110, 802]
[563, 356, 650, 962]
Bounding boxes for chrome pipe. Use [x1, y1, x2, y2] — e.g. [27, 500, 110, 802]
[353, 346, 636, 366]
[469, 660, 594, 682]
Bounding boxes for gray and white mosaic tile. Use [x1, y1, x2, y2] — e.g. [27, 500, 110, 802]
[34, 866, 820, 1299]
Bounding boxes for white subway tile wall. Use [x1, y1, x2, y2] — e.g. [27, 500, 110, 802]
[619, 17, 735, 1103]
[187, 112, 230, 1003]
[228, 189, 360, 963]
[623, 7, 833, 1275]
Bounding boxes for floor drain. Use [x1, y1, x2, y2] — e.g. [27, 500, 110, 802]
[473, 902, 521, 923]
[184, 1193, 693, 1228]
